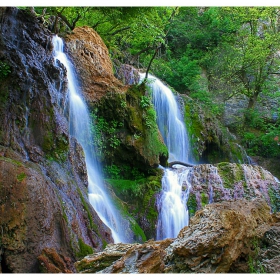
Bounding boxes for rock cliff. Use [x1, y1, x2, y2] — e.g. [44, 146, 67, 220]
[65, 26, 127, 102]
[0, 7, 112, 273]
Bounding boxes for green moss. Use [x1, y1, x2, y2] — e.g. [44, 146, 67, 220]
[217, 162, 244, 189]
[77, 188, 99, 235]
[268, 187, 280, 213]
[102, 240, 108, 249]
[0, 61, 11, 81]
[184, 102, 204, 161]
[76, 238, 94, 259]
[107, 170, 162, 240]
[16, 172, 26, 182]
[131, 220, 146, 242]
[0, 87, 9, 108]
[0, 156, 22, 166]
[57, 195, 68, 223]
[201, 192, 208, 208]
[92, 84, 168, 176]
[108, 182, 147, 242]
[187, 193, 197, 217]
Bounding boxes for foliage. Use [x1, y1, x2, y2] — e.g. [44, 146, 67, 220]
[140, 95, 152, 109]
[30, 6, 280, 160]
[241, 109, 280, 158]
[247, 237, 266, 273]
[90, 113, 122, 158]
[0, 61, 11, 80]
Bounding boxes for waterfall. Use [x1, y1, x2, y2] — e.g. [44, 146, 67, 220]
[52, 35, 127, 243]
[156, 167, 192, 239]
[140, 74, 191, 162]
[139, 73, 193, 239]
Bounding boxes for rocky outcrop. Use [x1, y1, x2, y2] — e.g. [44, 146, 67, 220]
[37, 248, 73, 273]
[0, 146, 113, 273]
[183, 96, 248, 164]
[93, 85, 168, 176]
[182, 163, 280, 217]
[75, 199, 280, 273]
[65, 27, 168, 174]
[0, 8, 113, 273]
[65, 26, 127, 102]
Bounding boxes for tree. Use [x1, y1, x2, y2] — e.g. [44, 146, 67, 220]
[208, 7, 280, 110]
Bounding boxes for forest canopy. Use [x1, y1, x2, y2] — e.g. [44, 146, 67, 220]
[31, 6, 280, 159]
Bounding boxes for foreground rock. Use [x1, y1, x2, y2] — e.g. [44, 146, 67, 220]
[76, 199, 280, 273]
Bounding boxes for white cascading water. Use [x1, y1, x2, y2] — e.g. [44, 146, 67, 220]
[139, 73, 193, 240]
[140, 74, 191, 162]
[52, 35, 126, 243]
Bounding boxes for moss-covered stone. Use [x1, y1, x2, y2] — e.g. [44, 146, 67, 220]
[76, 238, 94, 259]
[91, 84, 168, 177]
[217, 162, 244, 189]
[16, 172, 26, 182]
[268, 187, 280, 213]
[106, 169, 163, 240]
[187, 193, 197, 218]
[183, 96, 245, 164]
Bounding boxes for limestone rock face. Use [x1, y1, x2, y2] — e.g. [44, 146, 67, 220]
[65, 26, 127, 102]
[164, 199, 272, 273]
[185, 163, 280, 217]
[75, 199, 279, 274]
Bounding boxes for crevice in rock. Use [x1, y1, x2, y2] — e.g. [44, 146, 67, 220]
[1, 253, 12, 273]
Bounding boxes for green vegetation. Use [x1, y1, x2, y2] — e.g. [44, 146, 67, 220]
[0, 61, 11, 80]
[106, 170, 163, 239]
[241, 109, 280, 158]
[77, 238, 94, 259]
[268, 187, 280, 213]
[0, 156, 22, 167]
[16, 172, 26, 182]
[187, 193, 197, 217]
[217, 162, 244, 189]
[77, 188, 99, 234]
[248, 237, 266, 273]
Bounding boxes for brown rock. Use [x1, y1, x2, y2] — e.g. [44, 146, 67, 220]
[65, 26, 127, 102]
[165, 199, 272, 273]
[38, 248, 73, 273]
[0, 147, 113, 273]
[75, 199, 277, 274]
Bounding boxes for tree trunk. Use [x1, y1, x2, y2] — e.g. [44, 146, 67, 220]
[247, 90, 259, 110]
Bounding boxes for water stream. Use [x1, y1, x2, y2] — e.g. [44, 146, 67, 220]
[52, 35, 127, 243]
[139, 73, 193, 239]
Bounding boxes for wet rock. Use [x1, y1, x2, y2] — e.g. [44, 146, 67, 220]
[0, 8, 114, 272]
[165, 199, 272, 273]
[75, 243, 137, 273]
[115, 64, 140, 85]
[0, 147, 113, 272]
[257, 214, 280, 273]
[65, 26, 127, 102]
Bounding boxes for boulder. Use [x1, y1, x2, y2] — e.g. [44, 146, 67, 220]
[65, 26, 127, 102]
[75, 198, 279, 273]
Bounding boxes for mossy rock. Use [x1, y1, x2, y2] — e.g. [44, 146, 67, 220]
[106, 169, 163, 240]
[217, 162, 244, 189]
[91, 84, 168, 176]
